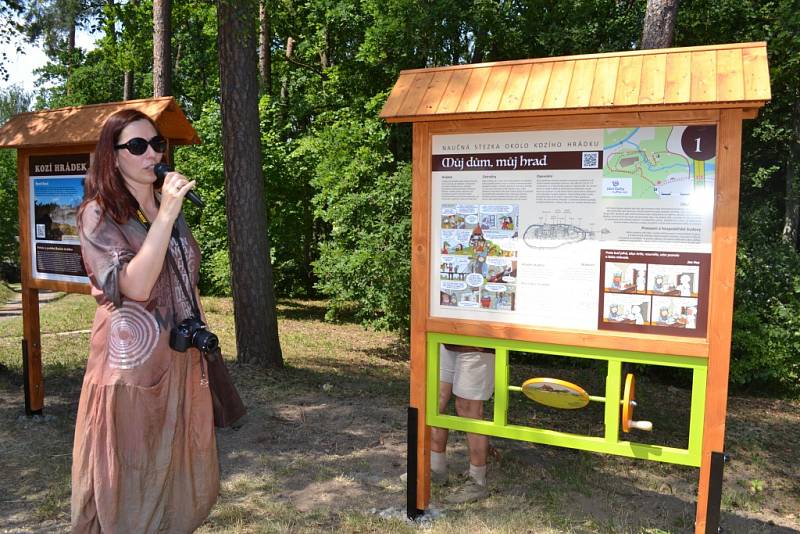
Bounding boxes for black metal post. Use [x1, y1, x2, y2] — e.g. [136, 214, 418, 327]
[705, 451, 730, 533]
[406, 406, 423, 520]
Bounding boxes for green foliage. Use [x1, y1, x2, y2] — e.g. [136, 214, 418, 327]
[301, 99, 411, 334]
[0, 147, 19, 280]
[177, 98, 316, 298]
[0, 85, 31, 281]
[732, 203, 800, 395]
[175, 101, 228, 294]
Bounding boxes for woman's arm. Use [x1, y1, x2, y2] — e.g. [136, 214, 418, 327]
[118, 173, 196, 301]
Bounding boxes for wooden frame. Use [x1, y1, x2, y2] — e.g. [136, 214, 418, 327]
[384, 43, 770, 534]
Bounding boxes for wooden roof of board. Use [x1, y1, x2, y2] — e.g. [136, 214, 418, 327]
[380, 42, 770, 122]
[0, 96, 199, 149]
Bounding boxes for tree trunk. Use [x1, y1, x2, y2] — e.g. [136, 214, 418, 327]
[153, 0, 172, 96]
[278, 37, 294, 126]
[123, 71, 135, 100]
[640, 0, 679, 50]
[783, 101, 800, 249]
[259, 0, 272, 94]
[319, 26, 330, 69]
[65, 21, 76, 95]
[217, 0, 283, 367]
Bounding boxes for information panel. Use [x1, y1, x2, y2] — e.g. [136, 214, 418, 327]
[430, 126, 715, 338]
[28, 154, 90, 283]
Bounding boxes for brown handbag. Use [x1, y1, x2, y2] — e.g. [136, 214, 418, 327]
[204, 347, 247, 428]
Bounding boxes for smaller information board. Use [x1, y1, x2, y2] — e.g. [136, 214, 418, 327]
[28, 154, 90, 283]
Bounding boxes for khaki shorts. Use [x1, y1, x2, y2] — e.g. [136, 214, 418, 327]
[439, 346, 495, 401]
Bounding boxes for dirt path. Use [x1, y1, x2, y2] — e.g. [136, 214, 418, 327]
[0, 285, 65, 318]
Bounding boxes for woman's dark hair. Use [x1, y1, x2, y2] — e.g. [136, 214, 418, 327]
[79, 109, 162, 225]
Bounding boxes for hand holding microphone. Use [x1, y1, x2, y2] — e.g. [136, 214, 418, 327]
[154, 163, 205, 209]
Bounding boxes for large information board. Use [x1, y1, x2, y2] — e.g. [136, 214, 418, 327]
[430, 125, 714, 338]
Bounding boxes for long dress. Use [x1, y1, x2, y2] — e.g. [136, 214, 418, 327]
[71, 200, 219, 533]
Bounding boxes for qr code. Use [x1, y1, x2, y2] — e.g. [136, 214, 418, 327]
[581, 151, 599, 169]
[36, 224, 45, 239]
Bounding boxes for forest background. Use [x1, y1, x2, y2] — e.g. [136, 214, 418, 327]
[0, 0, 798, 396]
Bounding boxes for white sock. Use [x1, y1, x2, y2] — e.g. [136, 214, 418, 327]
[469, 463, 487, 486]
[431, 451, 447, 474]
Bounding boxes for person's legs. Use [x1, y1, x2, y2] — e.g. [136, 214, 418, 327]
[431, 381, 452, 453]
[444, 350, 494, 504]
[429, 381, 452, 482]
[401, 378, 452, 484]
[455, 396, 489, 471]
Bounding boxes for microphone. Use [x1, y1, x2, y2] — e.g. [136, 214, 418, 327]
[154, 163, 205, 209]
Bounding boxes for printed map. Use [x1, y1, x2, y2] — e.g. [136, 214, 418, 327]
[603, 127, 715, 200]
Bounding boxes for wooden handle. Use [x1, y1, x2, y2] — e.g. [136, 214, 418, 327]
[628, 420, 653, 431]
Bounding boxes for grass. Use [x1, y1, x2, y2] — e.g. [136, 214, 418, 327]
[0, 295, 798, 533]
[0, 280, 15, 303]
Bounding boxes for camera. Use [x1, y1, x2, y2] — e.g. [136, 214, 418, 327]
[169, 316, 219, 353]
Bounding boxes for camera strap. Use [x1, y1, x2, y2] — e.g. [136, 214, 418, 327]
[135, 205, 210, 386]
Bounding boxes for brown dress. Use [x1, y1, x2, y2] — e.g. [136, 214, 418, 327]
[71, 200, 219, 533]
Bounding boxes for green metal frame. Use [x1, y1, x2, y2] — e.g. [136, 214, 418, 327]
[427, 333, 707, 467]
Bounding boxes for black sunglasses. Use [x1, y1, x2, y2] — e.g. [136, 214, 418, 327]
[114, 135, 167, 155]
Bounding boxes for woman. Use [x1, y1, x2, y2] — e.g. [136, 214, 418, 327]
[71, 109, 218, 533]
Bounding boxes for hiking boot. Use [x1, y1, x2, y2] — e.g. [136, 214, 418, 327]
[444, 479, 489, 505]
[400, 469, 449, 485]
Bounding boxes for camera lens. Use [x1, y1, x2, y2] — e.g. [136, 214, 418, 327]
[193, 329, 219, 353]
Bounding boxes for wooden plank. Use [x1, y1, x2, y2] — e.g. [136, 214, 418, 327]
[21, 287, 43, 413]
[0, 96, 198, 149]
[716, 49, 744, 102]
[29, 278, 91, 294]
[411, 122, 432, 509]
[435, 69, 472, 115]
[16, 150, 44, 413]
[477, 65, 513, 112]
[396, 72, 435, 117]
[415, 70, 453, 116]
[455, 67, 492, 113]
[392, 42, 766, 78]
[566, 58, 597, 108]
[664, 52, 691, 103]
[383, 103, 727, 124]
[589, 56, 619, 107]
[520, 62, 553, 110]
[498, 63, 532, 111]
[690, 50, 717, 103]
[426, 318, 709, 358]
[383, 42, 770, 120]
[614, 55, 643, 106]
[639, 53, 667, 105]
[423, 110, 719, 136]
[381, 72, 417, 118]
[542, 60, 575, 109]
[742, 46, 772, 100]
[694, 109, 742, 534]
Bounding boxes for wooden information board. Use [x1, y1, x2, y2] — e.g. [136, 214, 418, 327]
[381, 42, 770, 533]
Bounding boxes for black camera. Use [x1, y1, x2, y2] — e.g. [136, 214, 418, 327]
[169, 316, 219, 353]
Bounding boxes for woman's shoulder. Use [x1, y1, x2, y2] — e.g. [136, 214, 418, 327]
[79, 200, 123, 237]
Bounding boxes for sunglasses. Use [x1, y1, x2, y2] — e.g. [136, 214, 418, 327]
[114, 135, 167, 155]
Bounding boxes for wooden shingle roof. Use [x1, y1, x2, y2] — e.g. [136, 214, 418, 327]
[380, 42, 770, 122]
[0, 96, 199, 149]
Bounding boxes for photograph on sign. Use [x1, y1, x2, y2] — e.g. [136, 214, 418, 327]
[28, 154, 90, 283]
[429, 126, 715, 338]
